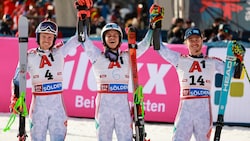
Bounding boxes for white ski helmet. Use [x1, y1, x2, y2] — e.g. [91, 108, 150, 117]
[35, 20, 58, 45]
[100, 23, 123, 46]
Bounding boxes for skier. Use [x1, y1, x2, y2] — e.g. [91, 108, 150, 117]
[79, 22, 152, 141]
[10, 20, 80, 141]
[157, 27, 225, 141]
[75, 4, 162, 139]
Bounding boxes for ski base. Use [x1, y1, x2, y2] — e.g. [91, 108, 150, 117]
[18, 15, 29, 141]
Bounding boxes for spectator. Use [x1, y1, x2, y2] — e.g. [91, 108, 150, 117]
[3, 0, 16, 16]
[184, 19, 194, 32]
[10, 0, 27, 34]
[210, 17, 226, 35]
[44, 4, 56, 21]
[124, 12, 139, 28]
[167, 18, 185, 42]
[168, 26, 184, 44]
[203, 28, 215, 42]
[110, 4, 122, 26]
[209, 23, 232, 42]
[95, 0, 110, 21]
[137, 0, 149, 29]
[90, 7, 106, 36]
[25, 4, 39, 37]
[0, 14, 14, 36]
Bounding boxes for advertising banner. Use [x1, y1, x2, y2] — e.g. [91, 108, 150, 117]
[207, 43, 250, 124]
[1, 37, 249, 124]
[0, 37, 200, 122]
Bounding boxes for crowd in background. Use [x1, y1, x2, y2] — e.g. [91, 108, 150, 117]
[0, 0, 150, 37]
[0, 0, 243, 43]
[167, 17, 234, 43]
[0, 0, 56, 37]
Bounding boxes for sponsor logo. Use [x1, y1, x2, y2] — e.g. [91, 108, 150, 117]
[222, 61, 232, 92]
[100, 84, 109, 91]
[100, 84, 128, 92]
[109, 84, 128, 92]
[183, 88, 210, 96]
[34, 85, 42, 92]
[35, 82, 62, 92]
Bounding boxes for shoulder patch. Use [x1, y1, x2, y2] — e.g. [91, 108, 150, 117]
[27, 48, 37, 54]
[54, 41, 64, 48]
[211, 56, 223, 61]
[180, 54, 189, 58]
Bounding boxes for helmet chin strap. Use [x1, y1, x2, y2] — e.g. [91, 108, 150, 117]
[103, 33, 122, 61]
[104, 47, 119, 62]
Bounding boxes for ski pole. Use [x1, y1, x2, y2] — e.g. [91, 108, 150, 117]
[242, 63, 250, 83]
[3, 92, 28, 132]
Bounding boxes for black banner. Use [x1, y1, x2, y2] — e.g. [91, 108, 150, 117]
[189, 0, 250, 31]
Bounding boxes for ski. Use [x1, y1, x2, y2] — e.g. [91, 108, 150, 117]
[127, 26, 149, 141]
[75, 0, 93, 42]
[2, 15, 30, 140]
[214, 41, 245, 141]
[150, 4, 164, 50]
[17, 15, 29, 141]
[3, 15, 29, 141]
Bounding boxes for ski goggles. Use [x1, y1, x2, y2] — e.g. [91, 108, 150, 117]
[39, 21, 57, 34]
[105, 23, 119, 29]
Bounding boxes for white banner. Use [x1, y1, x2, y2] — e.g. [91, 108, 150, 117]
[208, 47, 250, 124]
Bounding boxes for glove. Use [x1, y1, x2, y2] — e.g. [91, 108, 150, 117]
[232, 41, 246, 79]
[130, 106, 134, 118]
[9, 95, 18, 114]
[232, 41, 245, 62]
[9, 81, 19, 114]
[74, 0, 93, 20]
[149, 4, 164, 29]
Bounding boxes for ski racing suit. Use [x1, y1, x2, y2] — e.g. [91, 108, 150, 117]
[81, 30, 153, 141]
[158, 43, 224, 141]
[12, 36, 80, 141]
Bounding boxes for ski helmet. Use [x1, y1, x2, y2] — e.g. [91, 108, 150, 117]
[100, 23, 123, 47]
[35, 20, 58, 45]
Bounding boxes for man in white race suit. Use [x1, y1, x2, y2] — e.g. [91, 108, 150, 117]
[157, 27, 224, 141]
[10, 20, 80, 141]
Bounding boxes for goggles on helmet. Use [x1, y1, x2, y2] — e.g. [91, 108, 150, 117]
[105, 23, 120, 29]
[36, 21, 58, 36]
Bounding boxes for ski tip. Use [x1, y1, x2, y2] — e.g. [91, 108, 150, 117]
[18, 16, 29, 37]
[18, 15, 28, 23]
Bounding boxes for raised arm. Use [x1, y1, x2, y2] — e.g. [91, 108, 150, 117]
[136, 4, 164, 58]
[80, 35, 101, 64]
[157, 42, 180, 67]
[148, 4, 180, 67]
[136, 29, 153, 58]
[74, 0, 100, 63]
[61, 35, 81, 57]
